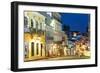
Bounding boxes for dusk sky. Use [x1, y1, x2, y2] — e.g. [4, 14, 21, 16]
[60, 13, 90, 33]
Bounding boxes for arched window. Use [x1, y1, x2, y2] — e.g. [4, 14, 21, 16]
[24, 16, 28, 27]
[31, 42, 34, 56]
[31, 19, 34, 28]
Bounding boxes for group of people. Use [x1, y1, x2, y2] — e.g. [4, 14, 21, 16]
[74, 36, 90, 57]
[47, 36, 90, 57]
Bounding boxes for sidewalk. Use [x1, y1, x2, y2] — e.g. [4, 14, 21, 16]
[24, 56, 49, 62]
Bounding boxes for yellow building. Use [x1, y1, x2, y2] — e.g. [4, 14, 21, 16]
[24, 11, 46, 61]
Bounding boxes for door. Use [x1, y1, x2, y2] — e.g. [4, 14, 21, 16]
[31, 42, 34, 56]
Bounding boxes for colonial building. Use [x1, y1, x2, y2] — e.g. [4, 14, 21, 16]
[24, 11, 46, 61]
[24, 11, 68, 61]
[50, 12, 62, 42]
[47, 12, 68, 56]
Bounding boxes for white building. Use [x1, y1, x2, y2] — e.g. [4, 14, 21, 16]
[50, 13, 62, 42]
[51, 19, 62, 42]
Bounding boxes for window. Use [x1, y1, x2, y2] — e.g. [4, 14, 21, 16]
[41, 44, 43, 56]
[31, 19, 34, 28]
[36, 43, 39, 55]
[31, 42, 34, 56]
[24, 16, 28, 27]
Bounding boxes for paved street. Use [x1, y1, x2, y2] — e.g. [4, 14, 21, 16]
[41, 56, 90, 61]
[25, 56, 90, 62]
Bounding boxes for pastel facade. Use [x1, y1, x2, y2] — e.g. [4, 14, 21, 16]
[24, 11, 68, 61]
[24, 12, 46, 61]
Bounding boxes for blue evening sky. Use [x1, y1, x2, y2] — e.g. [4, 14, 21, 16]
[60, 13, 90, 33]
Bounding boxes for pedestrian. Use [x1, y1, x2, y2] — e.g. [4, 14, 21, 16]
[63, 45, 69, 56]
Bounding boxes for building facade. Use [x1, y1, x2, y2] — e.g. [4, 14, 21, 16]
[24, 11, 46, 61]
[24, 11, 68, 61]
